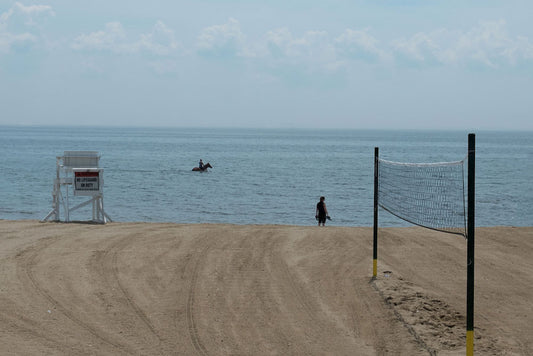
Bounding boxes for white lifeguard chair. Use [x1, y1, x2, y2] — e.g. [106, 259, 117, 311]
[42, 151, 112, 223]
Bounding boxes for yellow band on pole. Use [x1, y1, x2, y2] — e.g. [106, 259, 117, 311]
[466, 330, 474, 356]
[373, 259, 377, 277]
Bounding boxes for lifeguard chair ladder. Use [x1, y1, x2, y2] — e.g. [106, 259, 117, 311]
[42, 151, 112, 223]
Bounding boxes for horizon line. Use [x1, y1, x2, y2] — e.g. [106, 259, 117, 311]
[1, 124, 531, 133]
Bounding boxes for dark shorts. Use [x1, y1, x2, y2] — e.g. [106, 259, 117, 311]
[318, 215, 326, 224]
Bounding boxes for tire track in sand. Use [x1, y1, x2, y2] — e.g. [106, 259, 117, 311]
[185, 242, 211, 356]
[269, 241, 328, 331]
[95, 234, 166, 349]
[0, 307, 87, 354]
[17, 236, 134, 355]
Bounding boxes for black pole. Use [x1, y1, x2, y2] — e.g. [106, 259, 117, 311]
[373, 147, 379, 278]
[466, 133, 475, 356]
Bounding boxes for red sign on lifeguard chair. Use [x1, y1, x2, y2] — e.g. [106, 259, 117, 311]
[74, 171, 100, 191]
[73, 168, 102, 196]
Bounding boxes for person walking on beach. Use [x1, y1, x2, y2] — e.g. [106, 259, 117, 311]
[316, 196, 329, 226]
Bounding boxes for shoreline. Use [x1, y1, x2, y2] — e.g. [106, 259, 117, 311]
[2, 218, 531, 229]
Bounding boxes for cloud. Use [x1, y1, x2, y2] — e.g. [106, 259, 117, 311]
[196, 18, 246, 58]
[71, 21, 181, 56]
[392, 20, 533, 68]
[0, 2, 54, 53]
[502, 36, 533, 65]
[12, 2, 55, 26]
[136, 21, 180, 56]
[265, 28, 330, 58]
[1, 2, 54, 26]
[263, 28, 339, 69]
[250, 28, 347, 87]
[393, 31, 443, 65]
[334, 28, 390, 63]
[71, 22, 126, 52]
[457, 20, 533, 67]
[0, 31, 36, 53]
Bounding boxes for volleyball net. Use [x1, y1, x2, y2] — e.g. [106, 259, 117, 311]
[377, 158, 467, 237]
[372, 133, 476, 356]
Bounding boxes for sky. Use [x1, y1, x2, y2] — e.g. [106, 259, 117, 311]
[1, 0, 532, 130]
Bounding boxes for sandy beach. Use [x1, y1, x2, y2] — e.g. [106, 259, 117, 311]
[0, 220, 531, 355]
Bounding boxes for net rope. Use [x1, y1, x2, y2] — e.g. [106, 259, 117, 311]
[378, 158, 467, 236]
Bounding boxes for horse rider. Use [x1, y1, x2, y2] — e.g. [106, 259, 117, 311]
[199, 159, 204, 170]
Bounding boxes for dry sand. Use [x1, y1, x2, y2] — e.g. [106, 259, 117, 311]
[0, 220, 531, 355]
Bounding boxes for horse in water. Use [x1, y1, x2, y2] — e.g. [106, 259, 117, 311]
[192, 162, 212, 172]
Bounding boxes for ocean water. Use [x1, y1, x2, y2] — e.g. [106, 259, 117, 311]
[0, 126, 531, 227]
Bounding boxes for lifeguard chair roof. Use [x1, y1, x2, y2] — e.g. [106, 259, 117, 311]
[61, 151, 100, 169]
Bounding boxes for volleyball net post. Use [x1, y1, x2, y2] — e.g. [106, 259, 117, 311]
[372, 133, 475, 356]
[373, 147, 379, 278]
[466, 133, 475, 356]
